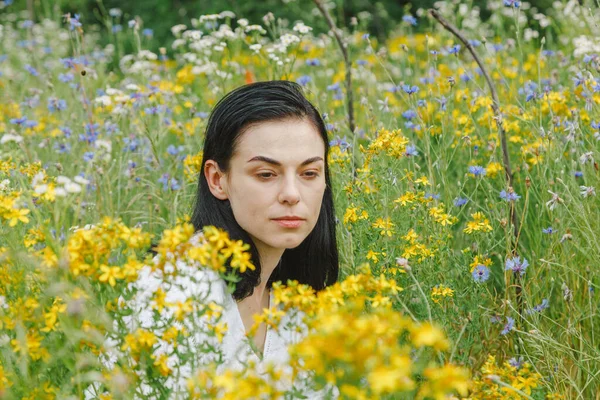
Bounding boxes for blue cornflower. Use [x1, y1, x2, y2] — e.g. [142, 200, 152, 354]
[10, 117, 28, 125]
[468, 39, 481, 47]
[448, 44, 461, 54]
[405, 144, 418, 157]
[170, 178, 181, 190]
[24, 64, 38, 76]
[112, 24, 123, 33]
[574, 171, 583, 178]
[356, 59, 368, 66]
[533, 298, 549, 312]
[501, 316, 515, 335]
[58, 72, 74, 82]
[362, 33, 370, 40]
[297, 75, 311, 87]
[505, 256, 529, 276]
[508, 357, 524, 369]
[417, 99, 427, 108]
[453, 197, 468, 207]
[503, 0, 521, 7]
[472, 265, 490, 283]
[60, 126, 72, 138]
[104, 121, 119, 135]
[305, 58, 320, 66]
[468, 165, 486, 177]
[158, 174, 170, 191]
[327, 82, 340, 91]
[4, 0, 13, 5]
[195, 112, 209, 119]
[430, 50, 439, 56]
[460, 73, 472, 82]
[436, 96, 447, 111]
[542, 227, 554, 234]
[333, 90, 343, 101]
[83, 152, 94, 162]
[402, 15, 417, 26]
[24, 119, 38, 128]
[144, 105, 162, 115]
[142, 28, 153, 38]
[402, 109, 417, 120]
[123, 137, 140, 152]
[69, 14, 82, 31]
[424, 192, 440, 200]
[572, 72, 585, 87]
[53, 142, 71, 154]
[402, 84, 419, 95]
[499, 189, 521, 202]
[47, 98, 67, 112]
[591, 121, 600, 130]
[329, 136, 351, 152]
[20, 20, 34, 29]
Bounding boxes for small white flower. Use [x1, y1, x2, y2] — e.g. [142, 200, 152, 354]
[94, 95, 112, 107]
[579, 151, 595, 165]
[74, 176, 90, 185]
[65, 181, 82, 193]
[245, 25, 266, 34]
[56, 175, 72, 185]
[580, 185, 596, 197]
[546, 190, 564, 210]
[1, 134, 23, 144]
[293, 22, 313, 34]
[249, 43, 262, 53]
[34, 184, 48, 195]
[171, 24, 188, 37]
[55, 187, 68, 197]
[125, 84, 140, 91]
[0, 179, 9, 191]
[237, 18, 249, 27]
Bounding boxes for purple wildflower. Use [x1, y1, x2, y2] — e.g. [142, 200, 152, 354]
[472, 265, 490, 283]
[505, 256, 529, 276]
[501, 317, 515, 335]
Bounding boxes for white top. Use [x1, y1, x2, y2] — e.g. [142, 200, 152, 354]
[87, 257, 338, 399]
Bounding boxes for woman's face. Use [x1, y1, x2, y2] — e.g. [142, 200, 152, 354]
[206, 117, 327, 254]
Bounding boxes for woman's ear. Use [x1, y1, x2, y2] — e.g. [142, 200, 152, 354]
[204, 160, 229, 200]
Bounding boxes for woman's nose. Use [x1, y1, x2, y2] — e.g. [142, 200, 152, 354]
[278, 176, 301, 204]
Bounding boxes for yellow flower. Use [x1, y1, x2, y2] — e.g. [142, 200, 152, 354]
[98, 265, 124, 287]
[463, 212, 493, 234]
[153, 354, 172, 377]
[410, 323, 450, 351]
[372, 217, 395, 237]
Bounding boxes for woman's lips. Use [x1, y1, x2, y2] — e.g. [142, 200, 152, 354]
[272, 219, 304, 228]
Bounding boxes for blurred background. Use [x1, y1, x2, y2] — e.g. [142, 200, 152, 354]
[6, 0, 558, 50]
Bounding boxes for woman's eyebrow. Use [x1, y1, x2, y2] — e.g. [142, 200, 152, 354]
[247, 156, 324, 166]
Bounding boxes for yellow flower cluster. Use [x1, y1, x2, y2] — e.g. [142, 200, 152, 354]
[183, 151, 203, 182]
[0, 191, 30, 227]
[463, 212, 493, 234]
[401, 229, 436, 262]
[364, 128, 410, 159]
[466, 354, 557, 399]
[152, 222, 256, 274]
[66, 216, 152, 285]
[431, 284, 455, 304]
[240, 265, 470, 398]
[343, 204, 369, 227]
[187, 361, 287, 400]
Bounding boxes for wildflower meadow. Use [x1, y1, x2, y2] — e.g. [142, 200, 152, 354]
[1, 0, 599, 398]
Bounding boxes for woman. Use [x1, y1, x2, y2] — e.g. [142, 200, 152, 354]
[95, 80, 341, 398]
[191, 79, 339, 359]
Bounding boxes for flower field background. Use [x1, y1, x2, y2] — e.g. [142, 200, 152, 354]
[1, 0, 599, 399]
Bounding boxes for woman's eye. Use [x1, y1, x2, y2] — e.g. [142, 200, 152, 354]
[304, 171, 319, 178]
[257, 172, 274, 179]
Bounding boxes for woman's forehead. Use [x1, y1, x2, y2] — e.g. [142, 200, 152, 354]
[235, 118, 325, 157]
